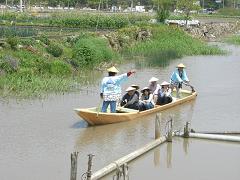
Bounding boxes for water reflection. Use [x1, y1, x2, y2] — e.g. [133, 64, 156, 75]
[71, 120, 89, 128]
[183, 138, 189, 155]
[166, 142, 172, 168]
[134, 50, 179, 68]
[153, 148, 160, 167]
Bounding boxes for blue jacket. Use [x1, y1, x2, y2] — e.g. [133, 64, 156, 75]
[170, 69, 189, 83]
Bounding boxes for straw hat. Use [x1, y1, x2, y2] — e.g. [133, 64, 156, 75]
[131, 84, 139, 90]
[125, 86, 136, 92]
[107, 66, 119, 73]
[141, 86, 150, 93]
[149, 77, 159, 82]
[177, 63, 186, 68]
[160, 81, 170, 86]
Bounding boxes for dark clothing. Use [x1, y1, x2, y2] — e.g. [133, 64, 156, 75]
[178, 70, 183, 88]
[134, 91, 140, 98]
[120, 93, 139, 110]
[156, 95, 172, 105]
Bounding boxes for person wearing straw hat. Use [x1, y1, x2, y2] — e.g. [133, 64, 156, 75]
[139, 87, 155, 111]
[156, 81, 173, 105]
[131, 84, 140, 97]
[170, 63, 189, 98]
[148, 77, 161, 103]
[100, 66, 136, 113]
[120, 86, 139, 110]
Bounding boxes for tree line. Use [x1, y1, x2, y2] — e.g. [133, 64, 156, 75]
[0, 0, 238, 10]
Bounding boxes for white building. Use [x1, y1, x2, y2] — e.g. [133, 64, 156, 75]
[135, 6, 145, 12]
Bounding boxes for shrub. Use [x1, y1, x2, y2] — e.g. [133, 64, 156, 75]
[6, 36, 19, 50]
[20, 38, 34, 46]
[39, 34, 50, 45]
[50, 60, 72, 76]
[72, 36, 114, 68]
[46, 43, 63, 57]
[156, 9, 170, 23]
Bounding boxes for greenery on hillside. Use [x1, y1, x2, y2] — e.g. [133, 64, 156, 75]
[0, 23, 224, 98]
[125, 25, 223, 65]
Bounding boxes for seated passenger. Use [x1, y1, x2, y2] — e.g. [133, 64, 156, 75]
[139, 87, 155, 111]
[131, 84, 140, 98]
[156, 81, 173, 105]
[148, 77, 161, 103]
[120, 86, 139, 110]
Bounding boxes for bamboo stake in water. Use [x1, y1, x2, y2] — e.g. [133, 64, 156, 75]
[70, 152, 79, 180]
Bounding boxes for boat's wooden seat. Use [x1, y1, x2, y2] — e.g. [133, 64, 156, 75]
[116, 107, 139, 113]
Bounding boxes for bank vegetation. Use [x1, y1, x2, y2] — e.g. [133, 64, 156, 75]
[0, 13, 224, 98]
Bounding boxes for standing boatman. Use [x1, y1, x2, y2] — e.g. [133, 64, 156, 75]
[100, 66, 135, 113]
[170, 63, 190, 98]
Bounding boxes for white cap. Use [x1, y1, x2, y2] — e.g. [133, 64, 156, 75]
[149, 77, 159, 82]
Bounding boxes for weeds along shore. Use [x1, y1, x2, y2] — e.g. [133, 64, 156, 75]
[0, 13, 225, 98]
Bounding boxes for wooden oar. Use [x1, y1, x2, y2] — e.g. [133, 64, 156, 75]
[183, 82, 195, 92]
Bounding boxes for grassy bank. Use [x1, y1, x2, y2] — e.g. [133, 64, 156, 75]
[124, 25, 223, 66]
[225, 35, 240, 45]
[0, 24, 224, 98]
[0, 32, 118, 98]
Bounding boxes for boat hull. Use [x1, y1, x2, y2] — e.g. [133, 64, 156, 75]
[74, 90, 197, 125]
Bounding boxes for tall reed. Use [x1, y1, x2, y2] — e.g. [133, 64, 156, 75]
[126, 25, 223, 66]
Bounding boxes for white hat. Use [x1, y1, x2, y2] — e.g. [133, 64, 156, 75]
[177, 63, 186, 68]
[125, 86, 136, 92]
[141, 86, 150, 93]
[107, 66, 119, 73]
[149, 77, 159, 82]
[160, 81, 170, 86]
[131, 84, 139, 90]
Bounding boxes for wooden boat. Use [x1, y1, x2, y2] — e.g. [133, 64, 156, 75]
[74, 90, 197, 125]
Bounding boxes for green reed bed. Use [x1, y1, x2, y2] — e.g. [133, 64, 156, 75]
[49, 12, 152, 29]
[217, 8, 240, 17]
[0, 70, 102, 99]
[0, 11, 152, 29]
[225, 35, 240, 45]
[127, 25, 223, 66]
[0, 75, 74, 98]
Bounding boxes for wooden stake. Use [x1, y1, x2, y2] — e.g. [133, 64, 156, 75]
[70, 152, 78, 180]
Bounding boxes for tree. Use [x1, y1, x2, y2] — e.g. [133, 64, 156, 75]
[154, 0, 174, 22]
[177, 0, 200, 25]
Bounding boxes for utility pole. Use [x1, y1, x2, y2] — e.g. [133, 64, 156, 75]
[223, 0, 225, 8]
[203, 0, 204, 10]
